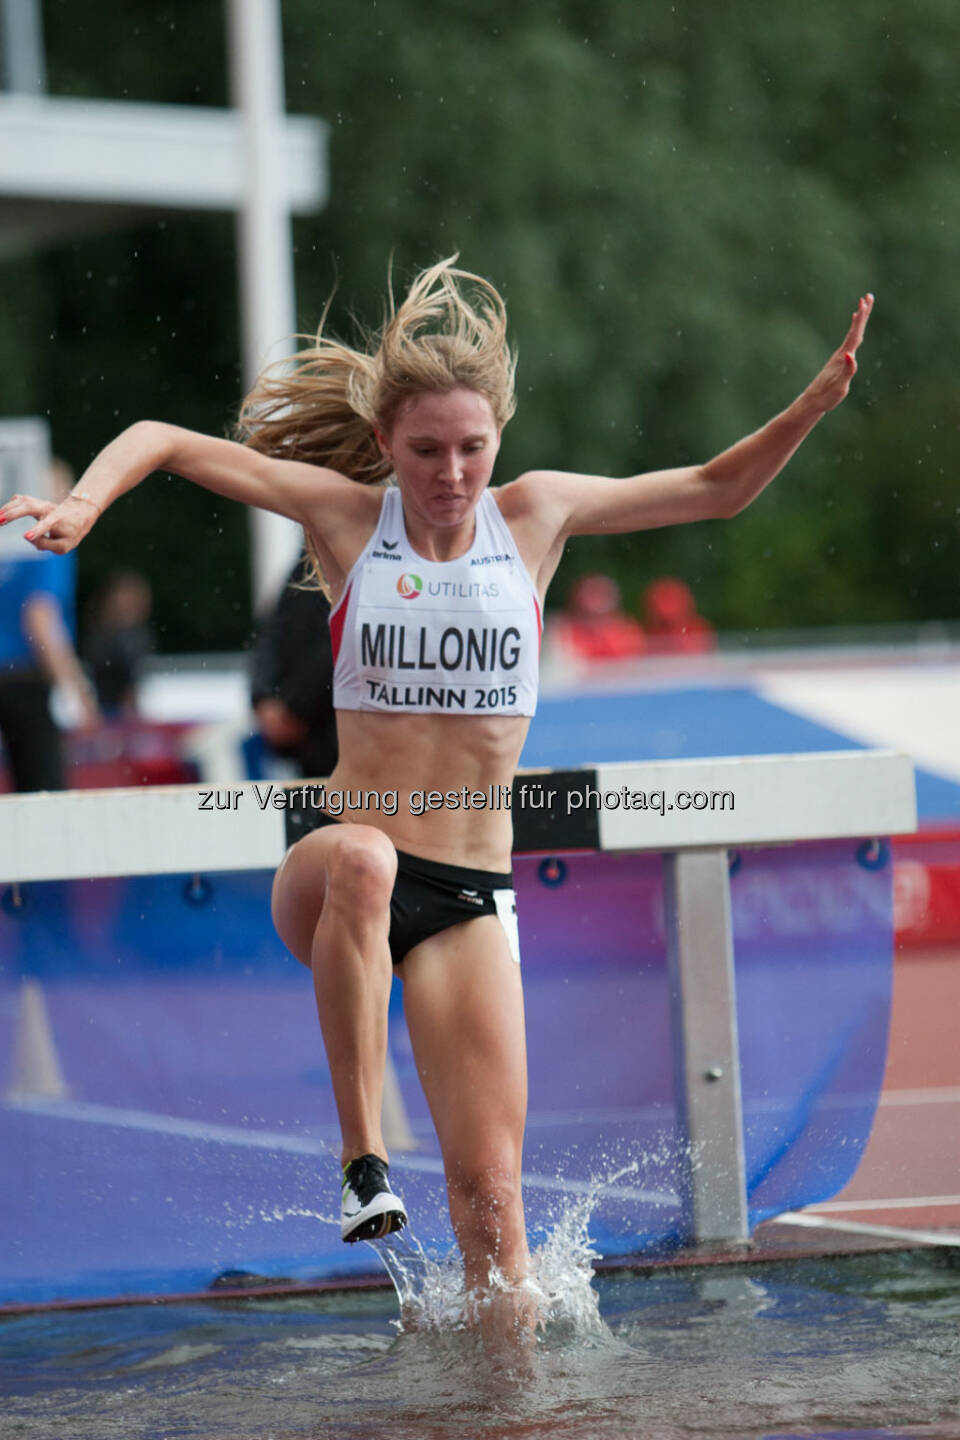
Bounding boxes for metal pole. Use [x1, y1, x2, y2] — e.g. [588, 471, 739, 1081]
[663, 847, 750, 1247]
[226, 0, 302, 612]
[1, 0, 47, 92]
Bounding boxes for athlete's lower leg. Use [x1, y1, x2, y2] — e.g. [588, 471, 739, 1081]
[310, 834, 397, 1166]
[447, 1155, 535, 1348]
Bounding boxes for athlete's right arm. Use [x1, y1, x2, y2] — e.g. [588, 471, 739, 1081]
[0, 421, 356, 554]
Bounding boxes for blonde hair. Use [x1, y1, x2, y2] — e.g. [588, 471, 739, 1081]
[236, 257, 517, 587]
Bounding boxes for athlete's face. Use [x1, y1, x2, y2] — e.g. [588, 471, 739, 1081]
[377, 388, 501, 531]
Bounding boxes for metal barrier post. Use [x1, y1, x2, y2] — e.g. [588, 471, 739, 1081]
[663, 847, 749, 1246]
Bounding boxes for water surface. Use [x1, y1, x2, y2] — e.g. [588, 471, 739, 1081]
[3, 1246, 959, 1440]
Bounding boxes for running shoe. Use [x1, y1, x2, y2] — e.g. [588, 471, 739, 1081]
[340, 1154, 407, 1242]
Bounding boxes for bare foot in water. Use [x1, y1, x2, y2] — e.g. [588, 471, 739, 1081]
[466, 1278, 540, 1376]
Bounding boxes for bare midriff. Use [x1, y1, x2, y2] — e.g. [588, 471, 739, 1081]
[320, 708, 531, 872]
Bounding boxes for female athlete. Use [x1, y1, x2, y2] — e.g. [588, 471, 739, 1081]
[0, 260, 872, 1342]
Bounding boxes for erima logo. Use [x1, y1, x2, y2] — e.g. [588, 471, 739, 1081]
[381, 539, 398, 550]
[397, 573, 422, 599]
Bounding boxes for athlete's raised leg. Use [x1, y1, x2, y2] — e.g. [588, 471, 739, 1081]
[399, 914, 532, 1347]
[271, 825, 397, 1169]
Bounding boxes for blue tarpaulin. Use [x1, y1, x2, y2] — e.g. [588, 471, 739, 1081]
[1, 833, 892, 1306]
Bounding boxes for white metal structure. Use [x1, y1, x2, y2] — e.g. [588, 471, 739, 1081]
[0, 0, 327, 606]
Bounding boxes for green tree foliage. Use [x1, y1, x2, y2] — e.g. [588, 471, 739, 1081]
[2, 0, 957, 646]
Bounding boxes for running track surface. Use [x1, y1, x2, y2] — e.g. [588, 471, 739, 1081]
[800, 945, 960, 1238]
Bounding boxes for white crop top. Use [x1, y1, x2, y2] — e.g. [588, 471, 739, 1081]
[330, 488, 541, 716]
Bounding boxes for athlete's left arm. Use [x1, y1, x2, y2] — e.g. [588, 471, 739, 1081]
[518, 294, 873, 540]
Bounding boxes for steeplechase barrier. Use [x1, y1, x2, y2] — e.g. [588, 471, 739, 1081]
[0, 750, 915, 1306]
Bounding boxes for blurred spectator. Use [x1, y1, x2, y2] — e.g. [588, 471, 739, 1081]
[249, 555, 338, 779]
[642, 577, 715, 655]
[550, 573, 647, 662]
[82, 570, 154, 716]
[0, 460, 100, 790]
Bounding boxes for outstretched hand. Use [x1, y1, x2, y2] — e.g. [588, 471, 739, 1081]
[804, 294, 874, 413]
[0, 492, 99, 553]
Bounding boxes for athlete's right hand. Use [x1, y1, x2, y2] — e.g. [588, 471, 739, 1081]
[0, 492, 99, 552]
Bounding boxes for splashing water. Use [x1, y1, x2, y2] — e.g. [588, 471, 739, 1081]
[368, 1162, 637, 1347]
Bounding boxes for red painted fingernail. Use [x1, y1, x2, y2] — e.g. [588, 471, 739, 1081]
[24, 531, 35, 540]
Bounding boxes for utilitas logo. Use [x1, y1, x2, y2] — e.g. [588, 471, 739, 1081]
[397, 573, 422, 599]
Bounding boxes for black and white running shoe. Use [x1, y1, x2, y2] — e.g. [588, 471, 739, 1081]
[340, 1154, 407, 1243]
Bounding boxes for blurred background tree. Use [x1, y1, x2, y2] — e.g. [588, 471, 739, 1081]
[2, 0, 957, 649]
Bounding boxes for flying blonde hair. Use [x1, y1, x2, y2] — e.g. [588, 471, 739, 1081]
[236, 257, 517, 588]
[236, 257, 515, 590]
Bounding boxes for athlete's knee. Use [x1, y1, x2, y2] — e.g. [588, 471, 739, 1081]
[270, 827, 396, 962]
[325, 829, 397, 914]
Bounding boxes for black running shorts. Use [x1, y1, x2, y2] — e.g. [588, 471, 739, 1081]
[306, 812, 520, 966]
